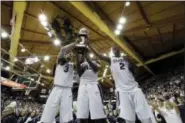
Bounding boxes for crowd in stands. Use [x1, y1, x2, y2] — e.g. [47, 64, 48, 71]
[1, 66, 184, 123]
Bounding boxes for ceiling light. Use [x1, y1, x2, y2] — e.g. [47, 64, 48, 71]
[103, 53, 107, 56]
[115, 29, 121, 35]
[39, 14, 47, 22]
[41, 21, 48, 27]
[121, 53, 126, 56]
[46, 69, 51, 73]
[34, 57, 39, 62]
[13, 58, 18, 62]
[31, 78, 34, 81]
[5, 66, 10, 71]
[21, 48, 26, 52]
[117, 24, 123, 30]
[48, 31, 52, 37]
[125, 1, 130, 6]
[119, 17, 126, 24]
[89, 53, 94, 58]
[1, 31, 8, 38]
[44, 55, 50, 61]
[54, 39, 61, 46]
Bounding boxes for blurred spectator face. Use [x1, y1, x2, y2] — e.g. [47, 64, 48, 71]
[31, 111, 36, 117]
[21, 110, 26, 116]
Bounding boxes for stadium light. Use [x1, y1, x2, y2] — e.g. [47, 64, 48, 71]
[5, 66, 10, 71]
[44, 55, 50, 61]
[1, 31, 8, 38]
[13, 58, 18, 62]
[115, 29, 121, 35]
[121, 53, 126, 56]
[41, 21, 48, 27]
[39, 14, 47, 22]
[21, 48, 26, 52]
[117, 24, 123, 30]
[46, 69, 51, 73]
[125, 2, 130, 6]
[119, 17, 126, 24]
[89, 53, 94, 58]
[103, 53, 107, 56]
[34, 57, 39, 62]
[54, 39, 61, 46]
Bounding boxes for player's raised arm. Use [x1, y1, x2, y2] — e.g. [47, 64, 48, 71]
[57, 42, 77, 65]
[84, 51, 100, 73]
[88, 43, 111, 64]
[123, 56, 137, 75]
[75, 54, 85, 77]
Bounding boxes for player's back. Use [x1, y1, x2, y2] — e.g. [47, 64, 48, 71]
[54, 62, 74, 87]
[80, 61, 98, 84]
[110, 56, 138, 91]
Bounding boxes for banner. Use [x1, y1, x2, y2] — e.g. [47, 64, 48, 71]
[1, 77, 27, 88]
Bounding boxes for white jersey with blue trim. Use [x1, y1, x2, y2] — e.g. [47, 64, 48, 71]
[110, 56, 138, 92]
[54, 62, 74, 87]
[80, 61, 98, 84]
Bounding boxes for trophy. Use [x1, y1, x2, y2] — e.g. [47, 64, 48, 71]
[75, 27, 89, 54]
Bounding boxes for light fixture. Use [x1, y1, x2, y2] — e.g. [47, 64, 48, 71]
[34, 57, 39, 62]
[89, 53, 94, 58]
[54, 39, 61, 46]
[115, 29, 121, 35]
[1, 31, 8, 38]
[41, 64, 44, 68]
[125, 1, 130, 6]
[21, 48, 26, 52]
[5, 66, 10, 71]
[103, 53, 107, 56]
[13, 58, 18, 62]
[41, 21, 48, 27]
[44, 55, 50, 61]
[119, 17, 126, 24]
[39, 14, 47, 22]
[121, 53, 126, 56]
[106, 65, 109, 68]
[46, 69, 51, 73]
[31, 78, 34, 81]
[48, 31, 52, 37]
[117, 24, 123, 30]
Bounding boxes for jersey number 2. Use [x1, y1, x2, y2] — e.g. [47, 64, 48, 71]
[119, 62, 125, 70]
[64, 65, 69, 72]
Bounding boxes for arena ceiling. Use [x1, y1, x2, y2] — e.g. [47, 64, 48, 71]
[1, 1, 185, 88]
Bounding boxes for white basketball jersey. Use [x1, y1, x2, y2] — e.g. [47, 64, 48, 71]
[54, 62, 74, 87]
[110, 56, 138, 91]
[80, 61, 98, 84]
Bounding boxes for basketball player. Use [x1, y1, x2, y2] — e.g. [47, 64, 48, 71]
[40, 41, 77, 123]
[75, 49, 106, 123]
[88, 44, 156, 123]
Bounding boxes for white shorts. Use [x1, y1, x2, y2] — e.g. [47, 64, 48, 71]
[77, 84, 106, 119]
[116, 88, 152, 121]
[40, 86, 73, 123]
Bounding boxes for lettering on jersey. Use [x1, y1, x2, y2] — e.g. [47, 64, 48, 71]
[113, 58, 124, 63]
[113, 58, 125, 70]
